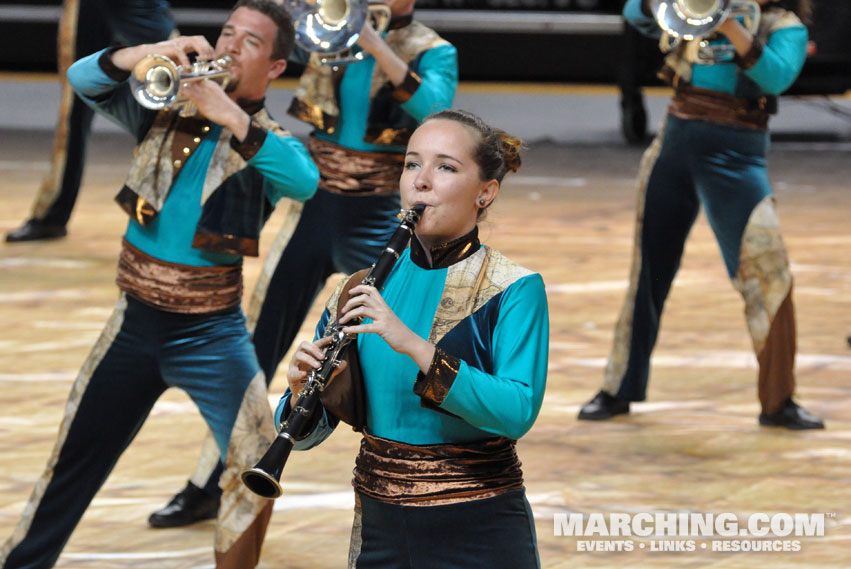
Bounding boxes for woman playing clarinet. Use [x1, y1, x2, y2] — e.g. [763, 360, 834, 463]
[282, 109, 549, 568]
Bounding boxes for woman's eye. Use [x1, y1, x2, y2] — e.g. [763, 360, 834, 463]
[404, 161, 419, 170]
[439, 164, 457, 172]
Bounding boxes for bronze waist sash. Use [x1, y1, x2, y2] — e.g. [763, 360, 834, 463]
[352, 433, 524, 506]
[116, 239, 243, 314]
[309, 136, 404, 196]
[669, 86, 774, 130]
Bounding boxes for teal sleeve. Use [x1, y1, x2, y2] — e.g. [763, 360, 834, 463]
[274, 390, 339, 451]
[744, 25, 808, 95]
[623, 0, 662, 39]
[67, 48, 154, 140]
[249, 133, 319, 205]
[439, 274, 549, 440]
[273, 307, 340, 450]
[400, 44, 458, 121]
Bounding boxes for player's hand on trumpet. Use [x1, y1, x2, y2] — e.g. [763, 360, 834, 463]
[111, 35, 215, 72]
[180, 79, 249, 137]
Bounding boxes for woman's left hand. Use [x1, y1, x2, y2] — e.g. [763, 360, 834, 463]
[339, 284, 436, 371]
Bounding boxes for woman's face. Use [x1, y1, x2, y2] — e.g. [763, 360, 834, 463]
[401, 119, 499, 248]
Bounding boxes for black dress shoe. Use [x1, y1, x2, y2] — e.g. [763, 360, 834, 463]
[759, 398, 825, 430]
[148, 482, 220, 528]
[5, 219, 67, 242]
[578, 390, 631, 420]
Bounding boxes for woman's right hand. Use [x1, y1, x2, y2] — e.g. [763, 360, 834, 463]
[286, 336, 348, 397]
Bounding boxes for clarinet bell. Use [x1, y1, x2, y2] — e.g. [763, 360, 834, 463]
[240, 433, 294, 499]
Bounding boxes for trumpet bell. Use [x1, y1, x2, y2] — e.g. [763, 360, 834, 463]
[287, 0, 392, 65]
[289, 0, 367, 55]
[130, 54, 181, 110]
[653, 0, 731, 39]
[128, 54, 232, 115]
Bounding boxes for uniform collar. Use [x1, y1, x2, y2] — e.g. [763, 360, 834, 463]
[410, 227, 480, 269]
[389, 13, 414, 30]
[237, 96, 265, 115]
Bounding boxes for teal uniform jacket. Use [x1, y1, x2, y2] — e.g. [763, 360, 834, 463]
[276, 231, 550, 446]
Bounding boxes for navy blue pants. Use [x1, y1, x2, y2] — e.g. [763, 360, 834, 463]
[352, 490, 540, 569]
[603, 115, 797, 412]
[2, 296, 270, 568]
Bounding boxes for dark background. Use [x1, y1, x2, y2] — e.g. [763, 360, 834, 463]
[1, 0, 849, 93]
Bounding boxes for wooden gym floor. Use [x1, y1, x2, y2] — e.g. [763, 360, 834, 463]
[0, 129, 849, 568]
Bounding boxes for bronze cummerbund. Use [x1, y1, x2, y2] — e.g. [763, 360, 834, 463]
[352, 433, 524, 506]
[116, 239, 243, 314]
[309, 136, 404, 196]
[669, 86, 773, 130]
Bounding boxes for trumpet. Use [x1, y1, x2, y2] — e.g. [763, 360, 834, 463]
[241, 204, 425, 499]
[286, 0, 392, 66]
[651, 0, 760, 63]
[129, 54, 232, 114]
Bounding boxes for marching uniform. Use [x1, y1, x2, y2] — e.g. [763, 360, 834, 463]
[279, 229, 549, 568]
[602, 0, 808, 414]
[0, 48, 318, 568]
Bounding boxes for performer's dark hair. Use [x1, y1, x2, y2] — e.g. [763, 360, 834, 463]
[424, 109, 523, 184]
[232, 0, 296, 60]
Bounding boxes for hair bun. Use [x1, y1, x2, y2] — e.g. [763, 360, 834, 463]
[422, 109, 523, 182]
[497, 131, 523, 174]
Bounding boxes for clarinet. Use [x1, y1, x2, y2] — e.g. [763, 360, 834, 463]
[241, 204, 424, 499]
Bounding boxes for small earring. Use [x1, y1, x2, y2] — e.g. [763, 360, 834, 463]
[478, 198, 486, 206]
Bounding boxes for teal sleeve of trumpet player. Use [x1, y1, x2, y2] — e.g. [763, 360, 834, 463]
[242, 132, 320, 205]
[399, 44, 458, 122]
[67, 48, 154, 141]
[623, 0, 663, 39]
[743, 25, 808, 95]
